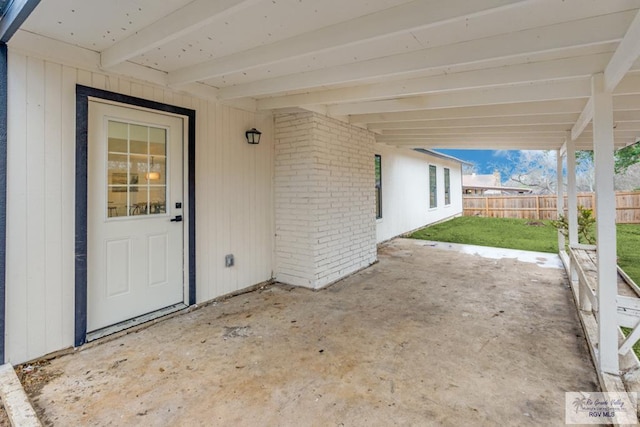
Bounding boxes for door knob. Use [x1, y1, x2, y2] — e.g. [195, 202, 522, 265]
[170, 215, 183, 222]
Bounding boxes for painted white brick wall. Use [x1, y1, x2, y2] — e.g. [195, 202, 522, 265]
[275, 112, 377, 289]
[274, 113, 317, 287]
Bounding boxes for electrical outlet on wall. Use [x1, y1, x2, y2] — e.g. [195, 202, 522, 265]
[225, 254, 234, 267]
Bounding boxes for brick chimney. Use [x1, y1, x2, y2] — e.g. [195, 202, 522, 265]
[493, 170, 501, 187]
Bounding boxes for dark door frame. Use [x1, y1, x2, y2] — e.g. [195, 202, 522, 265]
[0, 43, 7, 363]
[75, 85, 196, 347]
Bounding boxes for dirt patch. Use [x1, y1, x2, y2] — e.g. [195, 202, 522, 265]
[0, 361, 55, 426]
[0, 401, 10, 427]
[15, 360, 62, 399]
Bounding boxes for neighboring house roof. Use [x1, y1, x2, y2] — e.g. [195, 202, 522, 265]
[463, 172, 533, 194]
[464, 185, 533, 194]
[463, 172, 501, 188]
[414, 149, 471, 165]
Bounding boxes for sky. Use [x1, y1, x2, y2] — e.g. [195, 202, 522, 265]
[436, 149, 522, 175]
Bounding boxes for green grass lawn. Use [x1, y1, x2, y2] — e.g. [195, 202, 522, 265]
[409, 216, 559, 253]
[409, 216, 640, 284]
[617, 224, 640, 287]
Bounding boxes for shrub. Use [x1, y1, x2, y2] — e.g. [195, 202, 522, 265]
[551, 206, 596, 244]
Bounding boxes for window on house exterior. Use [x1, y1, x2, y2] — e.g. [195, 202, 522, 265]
[429, 165, 437, 209]
[375, 155, 382, 219]
[444, 167, 451, 205]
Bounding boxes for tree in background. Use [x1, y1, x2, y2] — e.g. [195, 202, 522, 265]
[614, 142, 640, 174]
[577, 142, 640, 173]
[497, 144, 640, 194]
[499, 150, 559, 194]
[615, 163, 640, 191]
[462, 162, 477, 175]
[577, 142, 640, 191]
[575, 151, 595, 192]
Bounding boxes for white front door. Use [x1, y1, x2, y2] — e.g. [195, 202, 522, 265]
[88, 101, 186, 332]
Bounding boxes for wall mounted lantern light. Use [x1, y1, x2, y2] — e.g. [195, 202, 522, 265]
[245, 128, 262, 144]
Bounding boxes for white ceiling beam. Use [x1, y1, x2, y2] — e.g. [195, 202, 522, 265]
[430, 131, 571, 137]
[329, 79, 591, 116]
[571, 69, 640, 141]
[377, 134, 567, 142]
[391, 140, 564, 146]
[218, 12, 631, 99]
[612, 122, 640, 131]
[9, 29, 171, 86]
[378, 129, 640, 140]
[582, 138, 635, 148]
[611, 72, 640, 94]
[560, 136, 568, 157]
[380, 125, 567, 136]
[605, 9, 640, 92]
[387, 132, 570, 139]
[382, 125, 572, 134]
[369, 114, 580, 130]
[258, 53, 612, 110]
[337, 73, 640, 117]
[379, 133, 634, 147]
[574, 139, 633, 149]
[615, 131, 640, 139]
[416, 146, 564, 150]
[614, 109, 640, 121]
[380, 130, 640, 140]
[615, 94, 640, 110]
[350, 99, 588, 124]
[168, 0, 526, 86]
[10, 29, 103, 77]
[385, 137, 628, 150]
[386, 136, 629, 149]
[100, 0, 260, 69]
[7, 30, 240, 110]
[387, 139, 565, 149]
[571, 9, 640, 141]
[571, 98, 594, 141]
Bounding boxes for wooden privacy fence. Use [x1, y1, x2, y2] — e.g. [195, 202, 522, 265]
[463, 191, 640, 224]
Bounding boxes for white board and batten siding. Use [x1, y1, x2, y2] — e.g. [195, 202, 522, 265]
[5, 50, 274, 364]
[375, 144, 463, 243]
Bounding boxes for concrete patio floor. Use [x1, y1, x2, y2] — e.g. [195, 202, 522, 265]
[23, 238, 598, 426]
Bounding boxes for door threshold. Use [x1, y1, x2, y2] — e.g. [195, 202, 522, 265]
[86, 303, 188, 342]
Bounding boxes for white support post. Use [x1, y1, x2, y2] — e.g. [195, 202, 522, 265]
[592, 73, 619, 375]
[556, 149, 565, 252]
[566, 137, 579, 247]
[566, 134, 589, 309]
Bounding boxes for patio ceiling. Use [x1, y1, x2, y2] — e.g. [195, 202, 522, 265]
[13, 0, 640, 150]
